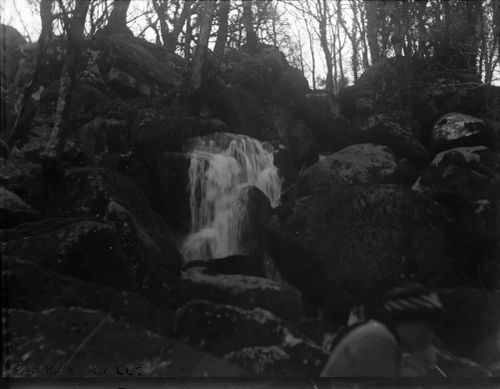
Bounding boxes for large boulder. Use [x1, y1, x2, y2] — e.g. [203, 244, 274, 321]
[263, 104, 316, 167]
[268, 184, 462, 315]
[230, 51, 287, 102]
[3, 307, 248, 377]
[238, 185, 272, 256]
[355, 114, 431, 168]
[412, 147, 499, 287]
[431, 113, 496, 154]
[213, 85, 265, 138]
[94, 34, 184, 98]
[297, 144, 416, 197]
[304, 93, 360, 152]
[1, 218, 135, 292]
[174, 300, 326, 376]
[36, 168, 182, 303]
[2, 257, 172, 334]
[132, 109, 226, 167]
[270, 66, 309, 108]
[175, 267, 302, 323]
[0, 187, 40, 228]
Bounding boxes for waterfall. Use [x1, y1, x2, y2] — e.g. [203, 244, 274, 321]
[181, 133, 282, 261]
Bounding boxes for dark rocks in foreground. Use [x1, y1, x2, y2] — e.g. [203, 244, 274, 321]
[3, 307, 248, 377]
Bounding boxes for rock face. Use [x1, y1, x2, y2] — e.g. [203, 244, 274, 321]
[213, 85, 265, 138]
[132, 109, 227, 167]
[268, 184, 462, 314]
[297, 144, 415, 197]
[1, 218, 135, 291]
[431, 113, 496, 154]
[413, 146, 499, 288]
[3, 308, 248, 377]
[0, 187, 40, 228]
[355, 115, 431, 168]
[230, 51, 287, 101]
[263, 104, 316, 167]
[305, 93, 360, 153]
[2, 257, 171, 333]
[175, 267, 302, 323]
[20, 168, 182, 303]
[174, 300, 326, 376]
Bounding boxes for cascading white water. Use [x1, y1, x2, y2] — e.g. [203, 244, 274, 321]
[181, 133, 282, 261]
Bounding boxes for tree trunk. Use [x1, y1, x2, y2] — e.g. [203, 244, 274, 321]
[242, 0, 259, 52]
[103, 0, 131, 35]
[184, 12, 193, 61]
[8, 0, 52, 146]
[166, 1, 196, 52]
[365, 0, 381, 64]
[40, 0, 90, 178]
[151, 0, 169, 46]
[214, 0, 231, 58]
[191, 0, 216, 90]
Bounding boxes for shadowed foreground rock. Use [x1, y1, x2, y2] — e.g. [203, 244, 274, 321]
[175, 267, 302, 323]
[3, 307, 248, 377]
[174, 300, 326, 376]
[268, 184, 462, 313]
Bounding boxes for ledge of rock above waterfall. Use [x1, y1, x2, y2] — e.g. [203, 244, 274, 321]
[174, 267, 302, 323]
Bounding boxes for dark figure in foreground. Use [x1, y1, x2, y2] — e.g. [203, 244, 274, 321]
[321, 284, 444, 377]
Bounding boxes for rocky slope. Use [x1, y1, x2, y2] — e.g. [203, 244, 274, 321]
[1, 25, 499, 377]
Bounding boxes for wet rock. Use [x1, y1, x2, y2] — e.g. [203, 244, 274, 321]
[155, 152, 191, 232]
[184, 254, 272, 279]
[0, 187, 40, 228]
[1, 218, 135, 291]
[431, 113, 496, 154]
[297, 144, 416, 197]
[213, 85, 265, 138]
[2, 257, 172, 334]
[132, 108, 226, 166]
[3, 307, 248, 377]
[238, 185, 272, 256]
[268, 184, 462, 312]
[174, 300, 325, 376]
[175, 267, 302, 323]
[355, 114, 431, 168]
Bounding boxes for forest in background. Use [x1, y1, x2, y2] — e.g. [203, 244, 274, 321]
[3, 0, 500, 91]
